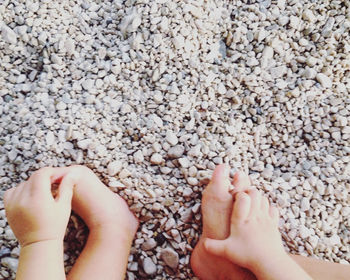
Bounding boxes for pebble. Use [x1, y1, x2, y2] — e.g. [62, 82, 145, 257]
[46, 131, 55, 146]
[133, 150, 144, 163]
[150, 153, 163, 164]
[107, 161, 123, 176]
[187, 177, 198, 186]
[168, 145, 185, 159]
[64, 38, 75, 55]
[1, 25, 17, 44]
[173, 35, 185, 49]
[141, 238, 157, 251]
[82, 79, 95, 91]
[160, 248, 179, 269]
[77, 139, 91, 150]
[1, 257, 18, 272]
[165, 218, 176, 231]
[299, 225, 310, 239]
[182, 187, 193, 197]
[300, 197, 310, 212]
[178, 157, 190, 168]
[4, 228, 16, 241]
[143, 257, 157, 275]
[302, 68, 317, 79]
[166, 131, 178, 146]
[316, 73, 332, 88]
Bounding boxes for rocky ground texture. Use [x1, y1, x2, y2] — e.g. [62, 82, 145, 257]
[1, 0, 350, 279]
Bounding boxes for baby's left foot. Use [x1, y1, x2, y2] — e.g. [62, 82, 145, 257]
[54, 165, 138, 238]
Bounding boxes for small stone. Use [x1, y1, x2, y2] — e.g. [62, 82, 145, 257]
[1, 25, 17, 44]
[173, 35, 185, 49]
[260, 46, 274, 68]
[133, 150, 144, 163]
[82, 79, 95, 91]
[0, 247, 10, 258]
[178, 157, 190, 168]
[187, 177, 198, 186]
[150, 153, 163, 164]
[270, 66, 286, 79]
[337, 116, 348, 127]
[300, 197, 310, 211]
[143, 257, 157, 275]
[217, 83, 227, 95]
[165, 218, 176, 230]
[306, 57, 317, 67]
[11, 247, 20, 258]
[183, 187, 193, 197]
[77, 139, 91, 150]
[289, 15, 300, 29]
[329, 234, 341, 246]
[322, 17, 335, 37]
[166, 131, 178, 146]
[51, 53, 62, 65]
[17, 74, 26, 84]
[180, 208, 193, 223]
[188, 4, 203, 18]
[302, 68, 317, 79]
[46, 131, 55, 146]
[168, 145, 185, 158]
[56, 101, 67, 110]
[64, 38, 75, 55]
[316, 73, 332, 88]
[107, 161, 123, 176]
[4, 228, 16, 241]
[299, 225, 310, 239]
[141, 238, 157, 251]
[1, 257, 18, 272]
[119, 168, 131, 179]
[262, 168, 273, 179]
[160, 247, 179, 269]
[302, 10, 315, 22]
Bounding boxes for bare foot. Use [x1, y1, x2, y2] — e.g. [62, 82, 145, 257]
[53, 165, 138, 236]
[191, 164, 256, 280]
[54, 165, 138, 280]
[204, 188, 282, 269]
[204, 189, 312, 280]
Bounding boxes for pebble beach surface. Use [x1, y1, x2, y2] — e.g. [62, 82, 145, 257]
[0, 0, 350, 279]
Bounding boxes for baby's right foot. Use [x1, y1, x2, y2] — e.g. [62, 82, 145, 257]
[204, 189, 282, 270]
[54, 165, 138, 237]
[204, 189, 313, 280]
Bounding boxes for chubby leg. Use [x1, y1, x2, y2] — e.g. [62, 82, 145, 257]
[53, 166, 138, 280]
[191, 164, 350, 280]
[290, 255, 350, 280]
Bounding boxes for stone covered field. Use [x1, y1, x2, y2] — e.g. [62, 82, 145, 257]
[0, 0, 349, 279]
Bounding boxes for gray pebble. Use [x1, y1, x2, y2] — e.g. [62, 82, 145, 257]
[160, 247, 179, 269]
[168, 145, 185, 159]
[1, 257, 18, 272]
[143, 257, 157, 275]
[1, 25, 17, 44]
[141, 238, 157, 251]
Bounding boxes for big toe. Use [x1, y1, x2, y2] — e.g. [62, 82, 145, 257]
[232, 171, 252, 193]
[202, 164, 233, 239]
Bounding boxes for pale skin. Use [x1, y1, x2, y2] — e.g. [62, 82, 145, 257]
[4, 165, 138, 280]
[191, 164, 350, 280]
[3, 164, 350, 279]
[204, 187, 312, 279]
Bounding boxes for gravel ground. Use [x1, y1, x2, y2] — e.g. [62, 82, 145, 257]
[1, 0, 350, 279]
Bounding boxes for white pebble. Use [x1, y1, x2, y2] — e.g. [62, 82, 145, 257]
[1, 25, 17, 44]
[316, 73, 332, 88]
